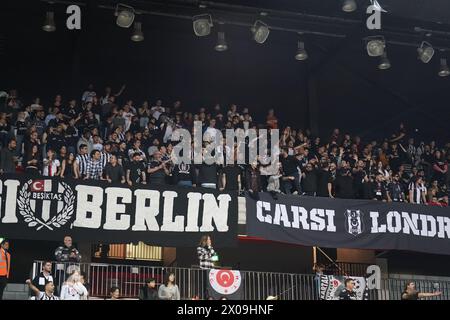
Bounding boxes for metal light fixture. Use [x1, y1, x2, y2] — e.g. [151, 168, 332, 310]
[366, 36, 385, 57]
[378, 52, 391, 70]
[417, 41, 434, 63]
[438, 58, 450, 77]
[342, 0, 357, 13]
[115, 3, 135, 28]
[193, 14, 213, 37]
[215, 31, 228, 52]
[251, 20, 270, 44]
[131, 22, 144, 42]
[295, 41, 308, 61]
[42, 11, 56, 32]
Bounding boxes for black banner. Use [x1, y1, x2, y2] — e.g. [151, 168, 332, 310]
[245, 193, 450, 255]
[0, 174, 238, 247]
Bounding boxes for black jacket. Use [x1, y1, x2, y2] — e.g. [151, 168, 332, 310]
[139, 286, 159, 300]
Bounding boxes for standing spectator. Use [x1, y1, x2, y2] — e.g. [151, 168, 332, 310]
[85, 150, 103, 180]
[266, 109, 278, 129]
[25, 144, 41, 177]
[147, 150, 170, 185]
[42, 149, 61, 177]
[77, 128, 93, 154]
[173, 162, 197, 187]
[220, 164, 241, 192]
[401, 281, 442, 300]
[54, 236, 82, 263]
[81, 84, 96, 104]
[14, 111, 27, 157]
[0, 138, 17, 173]
[127, 152, 147, 186]
[388, 173, 405, 202]
[105, 155, 125, 184]
[245, 162, 261, 193]
[60, 152, 76, 179]
[75, 144, 90, 179]
[317, 162, 334, 198]
[60, 271, 88, 300]
[158, 272, 181, 300]
[409, 176, 427, 204]
[197, 235, 217, 269]
[32, 261, 54, 293]
[301, 162, 318, 196]
[338, 278, 357, 300]
[139, 278, 159, 300]
[432, 150, 448, 186]
[334, 165, 354, 199]
[198, 162, 218, 189]
[26, 280, 59, 300]
[0, 240, 11, 300]
[280, 148, 300, 194]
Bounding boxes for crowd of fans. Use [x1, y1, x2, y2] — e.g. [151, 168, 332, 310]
[0, 86, 449, 206]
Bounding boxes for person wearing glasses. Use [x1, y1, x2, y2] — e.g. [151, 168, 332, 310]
[388, 173, 406, 202]
[339, 278, 357, 300]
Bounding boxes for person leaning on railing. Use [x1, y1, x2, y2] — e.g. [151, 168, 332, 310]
[54, 235, 82, 263]
[197, 235, 217, 269]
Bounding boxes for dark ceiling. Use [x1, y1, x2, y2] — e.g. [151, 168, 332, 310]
[1, 0, 450, 141]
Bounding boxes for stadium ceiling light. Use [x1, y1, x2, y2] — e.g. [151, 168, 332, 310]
[251, 20, 270, 44]
[378, 52, 391, 70]
[366, 36, 385, 57]
[215, 31, 228, 52]
[131, 22, 144, 42]
[115, 3, 135, 28]
[295, 41, 308, 61]
[342, 0, 357, 13]
[42, 11, 56, 32]
[417, 41, 434, 64]
[193, 14, 213, 37]
[438, 58, 450, 77]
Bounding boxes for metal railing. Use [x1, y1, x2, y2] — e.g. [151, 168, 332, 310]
[30, 261, 450, 300]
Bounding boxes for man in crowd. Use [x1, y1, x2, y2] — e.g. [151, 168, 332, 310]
[32, 261, 54, 292]
[127, 152, 147, 186]
[139, 278, 159, 300]
[0, 239, 11, 300]
[26, 279, 59, 300]
[0, 138, 17, 173]
[55, 236, 82, 263]
[338, 278, 357, 300]
[85, 149, 103, 180]
[104, 154, 125, 184]
[75, 144, 90, 179]
[147, 149, 170, 185]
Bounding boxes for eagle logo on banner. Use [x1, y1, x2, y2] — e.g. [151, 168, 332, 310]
[209, 269, 242, 296]
[345, 209, 364, 236]
[17, 179, 75, 231]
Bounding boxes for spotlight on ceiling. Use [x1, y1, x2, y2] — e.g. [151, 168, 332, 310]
[251, 20, 270, 44]
[215, 31, 228, 52]
[366, 36, 385, 57]
[193, 14, 213, 37]
[115, 3, 135, 28]
[295, 41, 308, 61]
[42, 11, 56, 32]
[342, 0, 357, 13]
[378, 52, 391, 70]
[438, 58, 450, 77]
[417, 41, 434, 64]
[131, 22, 144, 42]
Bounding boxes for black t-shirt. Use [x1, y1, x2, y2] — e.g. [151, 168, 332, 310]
[15, 120, 28, 136]
[339, 289, 357, 300]
[128, 161, 146, 184]
[334, 174, 354, 199]
[302, 169, 318, 193]
[317, 169, 332, 197]
[401, 291, 419, 300]
[105, 163, 125, 183]
[173, 163, 196, 184]
[148, 160, 167, 185]
[221, 166, 241, 191]
[281, 155, 298, 175]
[198, 164, 218, 185]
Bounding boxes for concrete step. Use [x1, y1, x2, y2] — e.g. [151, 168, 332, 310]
[3, 283, 29, 300]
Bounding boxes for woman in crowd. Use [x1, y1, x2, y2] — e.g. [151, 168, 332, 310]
[158, 272, 180, 300]
[401, 281, 442, 300]
[25, 144, 41, 176]
[60, 270, 88, 300]
[107, 286, 121, 300]
[60, 152, 76, 179]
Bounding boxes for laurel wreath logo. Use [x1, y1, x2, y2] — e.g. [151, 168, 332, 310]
[17, 179, 75, 231]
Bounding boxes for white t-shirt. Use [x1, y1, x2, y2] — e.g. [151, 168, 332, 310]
[60, 283, 88, 300]
[42, 159, 60, 176]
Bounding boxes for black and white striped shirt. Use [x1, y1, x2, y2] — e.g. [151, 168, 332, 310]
[408, 182, 427, 204]
[37, 292, 59, 300]
[76, 154, 90, 177]
[100, 152, 112, 168]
